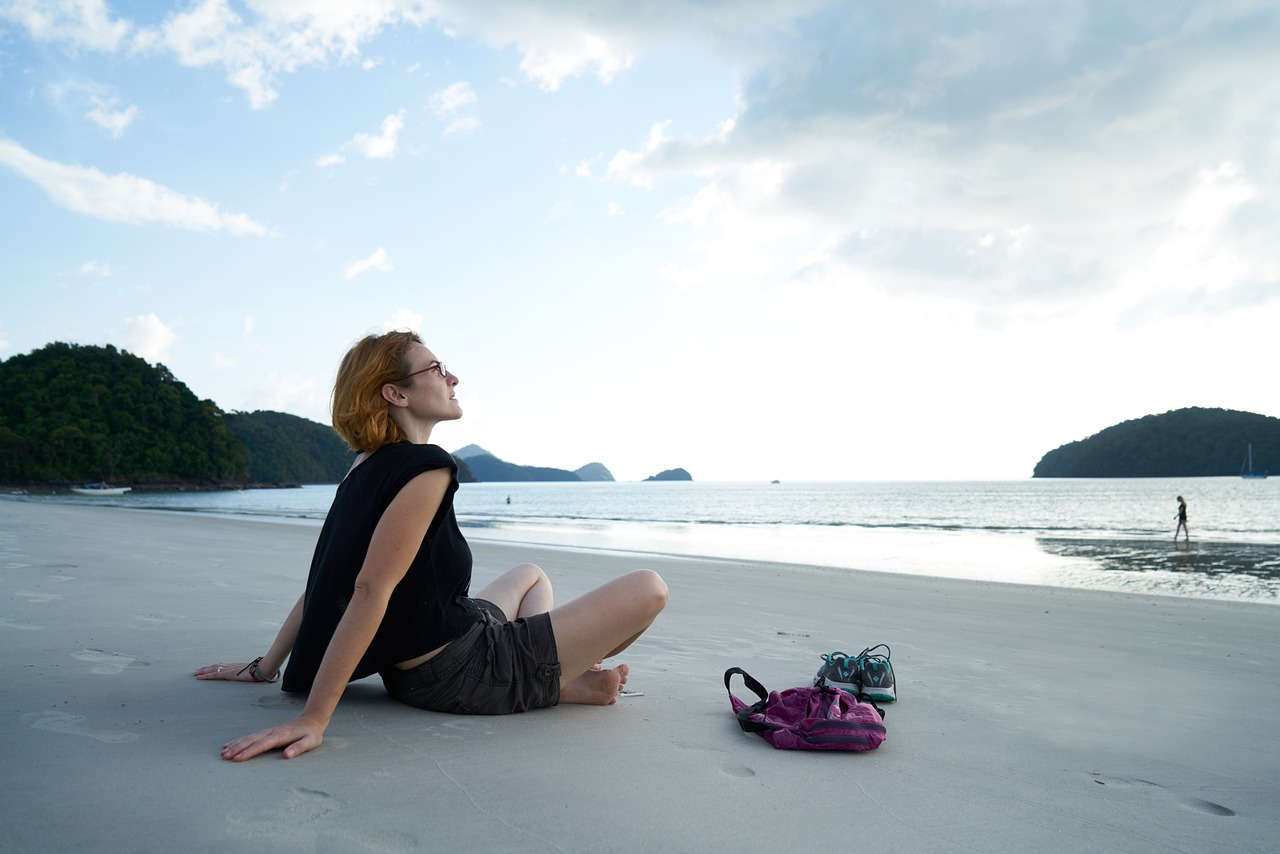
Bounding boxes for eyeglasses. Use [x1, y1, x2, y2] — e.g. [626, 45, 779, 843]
[400, 362, 447, 382]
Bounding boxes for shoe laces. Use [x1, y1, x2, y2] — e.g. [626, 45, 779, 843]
[854, 643, 891, 665]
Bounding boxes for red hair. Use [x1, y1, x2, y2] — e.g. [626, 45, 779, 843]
[331, 330, 422, 453]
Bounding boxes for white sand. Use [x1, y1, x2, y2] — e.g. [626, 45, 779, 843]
[2, 500, 1278, 853]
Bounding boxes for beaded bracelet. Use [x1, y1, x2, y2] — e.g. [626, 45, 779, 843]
[237, 656, 280, 683]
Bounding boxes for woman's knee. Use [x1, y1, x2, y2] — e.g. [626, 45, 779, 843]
[508, 562, 548, 587]
[628, 569, 668, 616]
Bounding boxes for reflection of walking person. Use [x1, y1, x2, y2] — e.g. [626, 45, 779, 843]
[1174, 495, 1189, 545]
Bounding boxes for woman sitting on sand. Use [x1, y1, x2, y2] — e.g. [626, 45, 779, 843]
[195, 330, 668, 761]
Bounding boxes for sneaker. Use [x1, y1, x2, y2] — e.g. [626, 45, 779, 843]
[853, 644, 895, 702]
[814, 651, 859, 694]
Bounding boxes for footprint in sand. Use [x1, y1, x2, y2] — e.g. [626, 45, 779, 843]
[1090, 773, 1235, 816]
[255, 694, 304, 710]
[16, 590, 64, 602]
[0, 617, 44, 631]
[73, 648, 146, 674]
[26, 710, 140, 743]
[225, 788, 417, 851]
[721, 765, 757, 778]
[133, 613, 182, 628]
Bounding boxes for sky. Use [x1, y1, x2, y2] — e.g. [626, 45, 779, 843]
[1, 1, 1278, 482]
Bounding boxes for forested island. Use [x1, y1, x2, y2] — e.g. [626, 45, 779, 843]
[0, 343, 683, 487]
[452, 445, 613, 482]
[1033, 407, 1278, 477]
[644, 468, 693, 482]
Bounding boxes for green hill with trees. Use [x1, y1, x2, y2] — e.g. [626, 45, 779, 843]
[223, 410, 353, 484]
[0, 342, 480, 488]
[1033, 407, 1279, 477]
[0, 342, 249, 485]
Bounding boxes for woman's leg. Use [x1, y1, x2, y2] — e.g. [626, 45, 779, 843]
[548, 570, 668, 704]
[473, 563, 554, 619]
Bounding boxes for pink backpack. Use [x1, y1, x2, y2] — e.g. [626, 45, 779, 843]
[725, 667, 887, 752]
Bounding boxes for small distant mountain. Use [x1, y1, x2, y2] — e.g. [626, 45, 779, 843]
[457, 451, 578, 482]
[574, 462, 614, 482]
[450, 446, 616, 482]
[1033, 407, 1280, 477]
[644, 467, 692, 482]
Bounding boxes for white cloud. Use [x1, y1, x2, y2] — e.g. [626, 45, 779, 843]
[606, 121, 672, 188]
[1174, 162, 1254, 232]
[114, 313, 177, 363]
[595, 1, 1280, 320]
[343, 247, 393, 279]
[0, 138, 272, 235]
[428, 80, 475, 114]
[427, 81, 479, 135]
[132, 0, 412, 109]
[316, 110, 405, 166]
[516, 32, 631, 92]
[6, 1, 813, 108]
[85, 95, 139, 138]
[0, 0, 131, 51]
[382, 308, 423, 334]
[75, 260, 111, 276]
[352, 110, 405, 158]
[246, 371, 323, 415]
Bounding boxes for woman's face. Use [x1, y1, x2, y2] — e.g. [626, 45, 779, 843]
[398, 343, 462, 425]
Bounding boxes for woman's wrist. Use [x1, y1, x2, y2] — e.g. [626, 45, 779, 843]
[237, 656, 281, 683]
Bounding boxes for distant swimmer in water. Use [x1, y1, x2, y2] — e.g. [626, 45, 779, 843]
[1174, 495, 1189, 545]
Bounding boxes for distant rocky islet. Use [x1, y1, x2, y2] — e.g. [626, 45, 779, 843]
[451, 445, 690, 483]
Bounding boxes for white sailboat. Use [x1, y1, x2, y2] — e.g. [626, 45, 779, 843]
[1240, 444, 1268, 480]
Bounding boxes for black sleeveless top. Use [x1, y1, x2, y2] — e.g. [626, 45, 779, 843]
[281, 442, 480, 693]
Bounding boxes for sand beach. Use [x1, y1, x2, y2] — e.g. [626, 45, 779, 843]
[2, 499, 1278, 852]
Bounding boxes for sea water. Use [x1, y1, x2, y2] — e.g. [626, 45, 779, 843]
[15, 478, 1280, 603]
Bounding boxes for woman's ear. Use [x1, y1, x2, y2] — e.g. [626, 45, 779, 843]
[382, 382, 408, 408]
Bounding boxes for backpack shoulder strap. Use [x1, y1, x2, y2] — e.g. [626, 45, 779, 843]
[725, 667, 775, 733]
[724, 667, 768, 702]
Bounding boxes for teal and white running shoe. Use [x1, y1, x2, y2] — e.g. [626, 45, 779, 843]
[853, 644, 895, 702]
[813, 651, 860, 694]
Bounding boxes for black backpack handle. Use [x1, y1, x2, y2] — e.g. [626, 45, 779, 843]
[725, 667, 775, 733]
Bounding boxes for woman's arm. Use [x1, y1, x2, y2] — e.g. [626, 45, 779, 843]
[194, 593, 305, 682]
[218, 468, 451, 761]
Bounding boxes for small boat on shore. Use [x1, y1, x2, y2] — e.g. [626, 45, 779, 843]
[1241, 444, 1268, 480]
[71, 483, 132, 496]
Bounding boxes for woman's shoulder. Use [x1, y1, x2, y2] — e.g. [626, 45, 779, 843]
[379, 441, 458, 469]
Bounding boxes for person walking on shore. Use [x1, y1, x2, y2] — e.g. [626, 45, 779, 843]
[1174, 495, 1189, 545]
[195, 330, 667, 761]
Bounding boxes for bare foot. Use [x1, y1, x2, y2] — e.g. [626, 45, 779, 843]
[560, 663, 630, 705]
